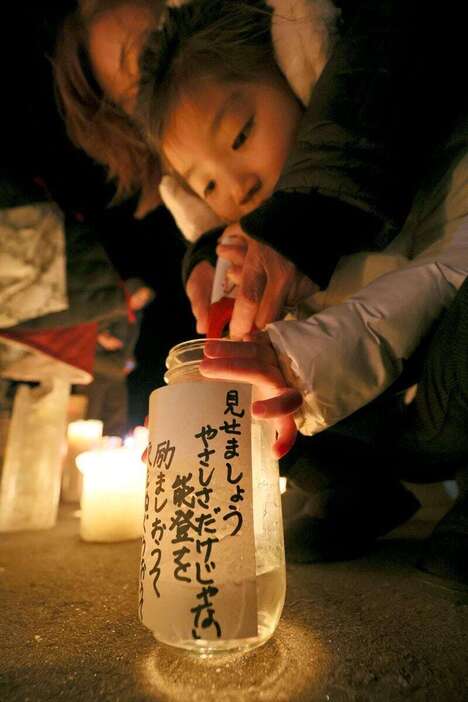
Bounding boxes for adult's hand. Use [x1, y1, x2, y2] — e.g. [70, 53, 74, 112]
[200, 335, 303, 458]
[186, 260, 215, 334]
[216, 224, 318, 339]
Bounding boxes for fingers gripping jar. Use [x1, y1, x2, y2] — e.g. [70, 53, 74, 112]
[139, 340, 286, 655]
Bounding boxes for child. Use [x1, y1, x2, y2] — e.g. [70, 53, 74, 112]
[138, 0, 467, 334]
[136, 0, 468, 586]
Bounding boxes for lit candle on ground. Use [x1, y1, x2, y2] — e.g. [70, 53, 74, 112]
[76, 447, 146, 542]
[124, 425, 149, 453]
[61, 420, 103, 503]
[100, 435, 123, 449]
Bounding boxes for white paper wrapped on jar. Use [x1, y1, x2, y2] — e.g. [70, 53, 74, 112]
[140, 339, 286, 656]
[76, 447, 146, 542]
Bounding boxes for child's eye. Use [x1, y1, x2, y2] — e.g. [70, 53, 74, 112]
[204, 180, 216, 198]
[232, 116, 254, 151]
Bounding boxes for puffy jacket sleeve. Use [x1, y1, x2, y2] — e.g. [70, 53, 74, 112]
[267, 217, 468, 435]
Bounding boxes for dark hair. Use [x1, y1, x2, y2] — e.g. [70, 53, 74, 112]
[54, 0, 164, 214]
[137, 0, 282, 150]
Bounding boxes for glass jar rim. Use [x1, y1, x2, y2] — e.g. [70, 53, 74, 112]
[166, 338, 246, 367]
[165, 338, 207, 371]
[164, 338, 239, 384]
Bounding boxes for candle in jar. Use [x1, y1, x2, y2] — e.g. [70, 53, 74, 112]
[61, 420, 103, 503]
[76, 447, 146, 542]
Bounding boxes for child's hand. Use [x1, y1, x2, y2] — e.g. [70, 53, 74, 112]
[200, 334, 302, 459]
[215, 230, 248, 286]
[218, 224, 318, 340]
[186, 260, 215, 334]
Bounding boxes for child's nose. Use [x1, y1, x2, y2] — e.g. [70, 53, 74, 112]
[231, 172, 261, 209]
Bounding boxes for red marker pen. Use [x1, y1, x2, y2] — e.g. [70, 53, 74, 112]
[206, 235, 237, 339]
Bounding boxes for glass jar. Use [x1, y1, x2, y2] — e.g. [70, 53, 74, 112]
[139, 339, 286, 655]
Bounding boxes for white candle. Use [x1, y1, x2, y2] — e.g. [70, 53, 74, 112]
[68, 419, 104, 448]
[279, 476, 287, 494]
[124, 425, 149, 453]
[76, 447, 146, 542]
[61, 420, 103, 503]
[100, 435, 123, 449]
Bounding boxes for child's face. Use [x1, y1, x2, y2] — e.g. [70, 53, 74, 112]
[161, 77, 303, 222]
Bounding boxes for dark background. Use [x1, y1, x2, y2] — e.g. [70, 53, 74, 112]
[2, 1, 197, 426]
